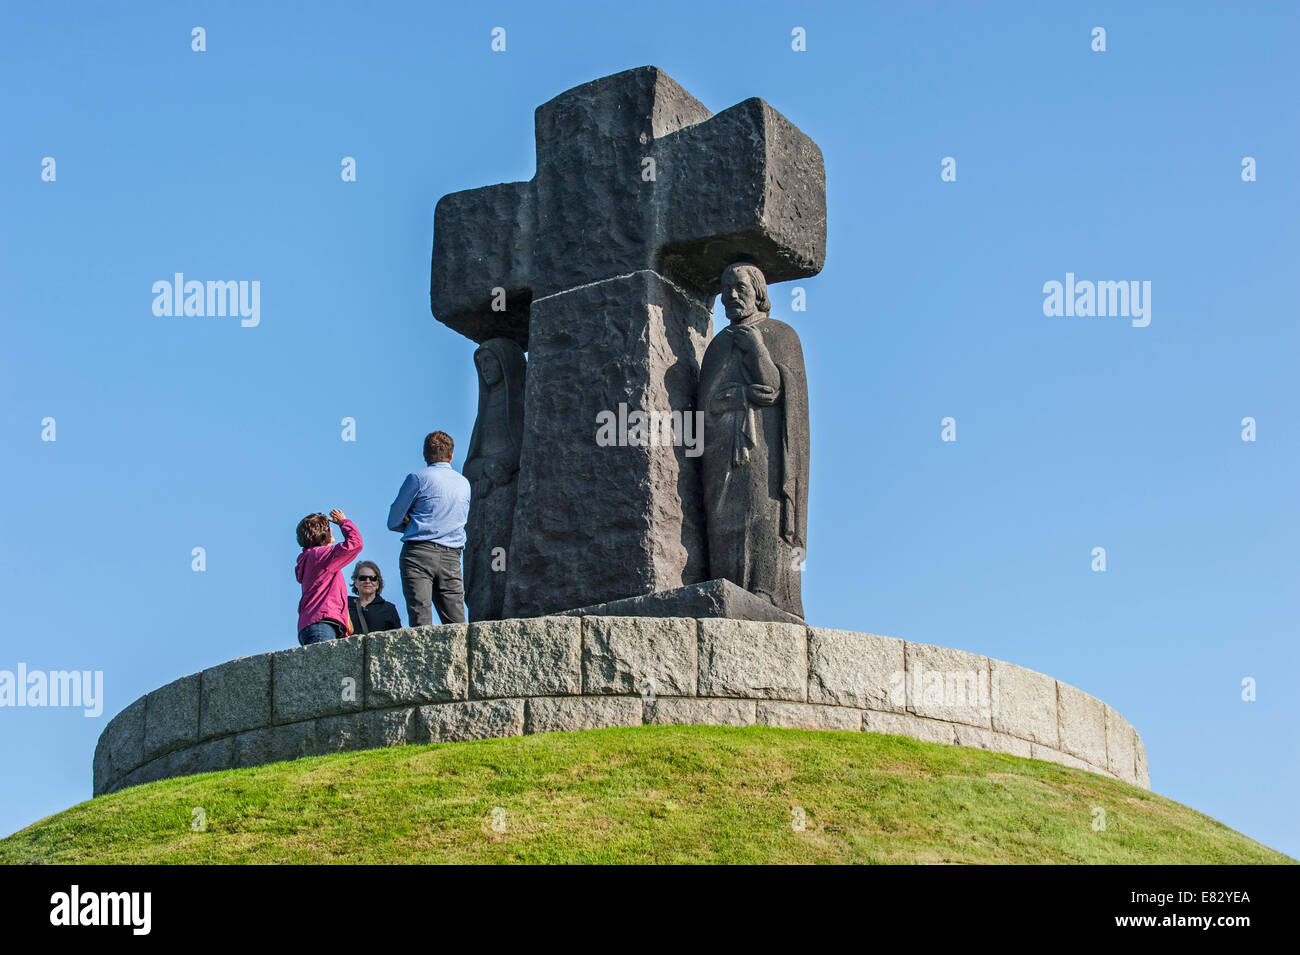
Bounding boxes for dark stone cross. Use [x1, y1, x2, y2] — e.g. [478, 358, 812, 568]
[430, 65, 826, 617]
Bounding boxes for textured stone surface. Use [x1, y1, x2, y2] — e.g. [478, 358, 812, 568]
[1105, 706, 1138, 783]
[470, 617, 580, 698]
[645, 697, 756, 726]
[581, 615, 696, 696]
[270, 721, 320, 764]
[990, 660, 1058, 747]
[808, 628, 905, 712]
[463, 339, 527, 622]
[95, 618, 1151, 794]
[698, 619, 806, 701]
[1135, 735, 1150, 788]
[904, 643, 991, 729]
[95, 695, 146, 793]
[502, 271, 710, 617]
[566, 578, 804, 625]
[1030, 743, 1106, 775]
[273, 635, 364, 725]
[429, 66, 825, 343]
[954, 724, 1033, 759]
[143, 673, 200, 762]
[863, 709, 958, 745]
[419, 699, 525, 743]
[434, 67, 826, 618]
[525, 696, 643, 734]
[200, 653, 271, 740]
[1057, 682, 1108, 767]
[756, 701, 861, 731]
[319, 708, 421, 754]
[366, 625, 468, 707]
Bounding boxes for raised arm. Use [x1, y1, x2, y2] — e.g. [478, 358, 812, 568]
[324, 510, 363, 572]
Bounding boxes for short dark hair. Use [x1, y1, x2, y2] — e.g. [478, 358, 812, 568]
[296, 513, 330, 548]
[424, 430, 454, 464]
[351, 560, 385, 597]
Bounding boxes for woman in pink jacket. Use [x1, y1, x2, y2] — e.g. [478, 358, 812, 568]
[295, 509, 363, 645]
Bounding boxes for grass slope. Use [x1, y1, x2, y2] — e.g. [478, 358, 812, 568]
[2, 725, 1290, 864]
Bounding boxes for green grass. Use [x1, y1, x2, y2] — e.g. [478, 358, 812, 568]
[1, 725, 1291, 864]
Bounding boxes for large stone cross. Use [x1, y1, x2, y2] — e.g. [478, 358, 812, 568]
[430, 66, 826, 617]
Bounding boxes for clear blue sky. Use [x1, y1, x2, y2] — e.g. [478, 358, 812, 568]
[2, 1, 1296, 857]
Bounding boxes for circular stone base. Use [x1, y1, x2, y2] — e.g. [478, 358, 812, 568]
[93, 616, 1149, 795]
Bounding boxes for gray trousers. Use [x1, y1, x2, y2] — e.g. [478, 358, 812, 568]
[399, 540, 466, 626]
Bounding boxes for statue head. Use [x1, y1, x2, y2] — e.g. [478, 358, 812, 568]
[475, 347, 504, 387]
[721, 262, 771, 324]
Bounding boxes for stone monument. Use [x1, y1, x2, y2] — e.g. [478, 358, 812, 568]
[699, 262, 809, 619]
[429, 65, 826, 619]
[462, 338, 527, 622]
[90, 67, 1151, 798]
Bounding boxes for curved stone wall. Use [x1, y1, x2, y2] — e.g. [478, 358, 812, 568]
[93, 616, 1150, 795]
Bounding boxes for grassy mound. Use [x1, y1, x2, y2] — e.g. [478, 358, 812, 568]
[1, 725, 1290, 864]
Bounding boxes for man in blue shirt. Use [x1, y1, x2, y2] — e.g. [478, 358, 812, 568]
[388, 430, 472, 625]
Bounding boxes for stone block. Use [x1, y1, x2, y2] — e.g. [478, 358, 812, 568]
[953, 724, 1033, 758]
[143, 673, 199, 762]
[502, 272, 711, 617]
[273, 636, 364, 725]
[1030, 743, 1099, 774]
[1105, 706, 1138, 783]
[317, 708, 420, 754]
[862, 709, 957, 745]
[756, 701, 862, 731]
[1135, 734, 1150, 789]
[419, 699, 525, 743]
[807, 627, 904, 712]
[96, 695, 146, 793]
[199, 652, 272, 740]
[270, 721, 320, 764]
[904, 642, 991, 729]
[231, 727, 273, 770]
[990, 660, 1058, 747]
[469, 617, 580, 699]
[567, 579, 804, 625]
[644, 697, 756, 726]
[581, 616, 696, 696]
[366, 625, 468, 707]
[1057, 682, 1108, 767]
[190, 735, 235, 776]
[524, 696, 643, 734]
[697, 619, 806, 701]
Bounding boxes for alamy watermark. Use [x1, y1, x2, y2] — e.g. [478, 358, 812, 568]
[0, 664, 103, 717]
[1042, 273, 1150, 327]
[152, 273, 260, 327]
[595, 403, 704, 458]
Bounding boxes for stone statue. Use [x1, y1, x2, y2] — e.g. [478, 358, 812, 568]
[698, 262, 809, 619]
[463, 338, 526, 621]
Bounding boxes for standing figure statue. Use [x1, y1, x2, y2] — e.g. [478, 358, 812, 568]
[698, 262, 809, 619]
[463, 338, 527, 621]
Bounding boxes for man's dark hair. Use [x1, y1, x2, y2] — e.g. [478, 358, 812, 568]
[423, 430, 454, 464]
[296, 513, 330, 548]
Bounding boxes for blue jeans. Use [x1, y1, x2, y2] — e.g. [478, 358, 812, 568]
[298, 622, 339, 646]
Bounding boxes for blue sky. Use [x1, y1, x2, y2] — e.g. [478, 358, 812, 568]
[2, 1, 1296, 857]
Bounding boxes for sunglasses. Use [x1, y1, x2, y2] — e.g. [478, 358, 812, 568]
[356, 575, 378, 582]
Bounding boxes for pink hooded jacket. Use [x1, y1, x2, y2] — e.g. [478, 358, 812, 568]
[296, 518, 363, 635]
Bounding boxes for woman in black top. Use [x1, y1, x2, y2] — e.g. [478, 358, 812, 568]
[348, 560, 402, 634]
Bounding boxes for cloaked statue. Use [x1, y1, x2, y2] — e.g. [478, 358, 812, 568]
[698, 262, 809, 619]
[463, 338, 527, 621]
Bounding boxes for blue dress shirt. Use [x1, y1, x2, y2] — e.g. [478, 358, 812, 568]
[387, 462, 471, 546]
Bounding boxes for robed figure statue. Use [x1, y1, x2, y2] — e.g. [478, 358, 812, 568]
[463, 338, 527, 621]
[698, 262, 809, 619]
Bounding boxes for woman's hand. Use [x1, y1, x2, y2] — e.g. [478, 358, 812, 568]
[329, 509, 346, 524]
